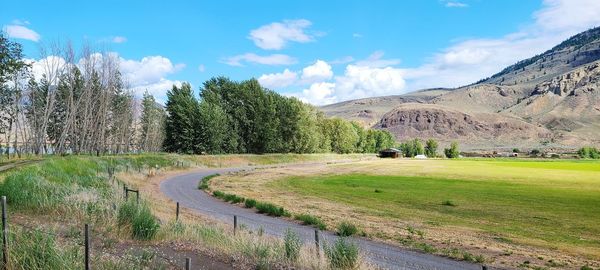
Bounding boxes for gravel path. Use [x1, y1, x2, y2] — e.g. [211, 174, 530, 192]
[159, 165, 484, 270]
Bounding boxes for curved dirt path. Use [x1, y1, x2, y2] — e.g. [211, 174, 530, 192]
[160, 165, 483, 270]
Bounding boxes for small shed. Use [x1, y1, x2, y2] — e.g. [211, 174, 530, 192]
[379, 148, 401, 158]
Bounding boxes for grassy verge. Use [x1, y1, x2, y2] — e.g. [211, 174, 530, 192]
[0, 154, 367, 269]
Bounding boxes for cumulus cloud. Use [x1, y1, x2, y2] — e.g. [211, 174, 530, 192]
[3, 24, 40, 42]
[249, 19, 316, 50]
[290, 65, 406, 105]
[291, 82, 337, 105]
[27, 53, 184, 102]
[402, 0, 600, 90]
[222, 53, 297, 66]
[301, 60, 333, 83]
[258, 69, 298, 88]
[120, 55, 184, 86]
[112, 36, 127, 43]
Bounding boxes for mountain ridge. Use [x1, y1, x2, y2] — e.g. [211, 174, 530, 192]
[320, 27, 600, 150]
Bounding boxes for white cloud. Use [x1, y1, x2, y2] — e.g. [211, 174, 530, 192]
[352, 33, 363, 38]
[129, 79, 184, 101]
[258, 69, 298, 89]
[112, 36, 127, 43]
[292, 82, 337, 105]
[120, 55, 184, 86]
[402, 0, 600, 90]
[445, 1, 468, 8]
[301, 60, 333, 83]
[198, 64, 205, 72]
[3, 24, 40, 42]
[355, 51, 401, 68]
[222, 53, 297, 66]
[249, 19, 316, 50]
[290, 65, 406, 105]
[26, 53, 184, 103]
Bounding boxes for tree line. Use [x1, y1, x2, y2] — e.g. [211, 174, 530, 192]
[163, 77, 395, 154]
[0, 34, 165, 157]
[397, 138, 460, 158]
[1, 34, 393, 157]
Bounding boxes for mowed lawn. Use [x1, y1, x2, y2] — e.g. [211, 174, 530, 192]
[274, 159, 600, 255]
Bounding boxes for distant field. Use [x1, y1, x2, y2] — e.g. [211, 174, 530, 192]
[212, 158, 600, 267]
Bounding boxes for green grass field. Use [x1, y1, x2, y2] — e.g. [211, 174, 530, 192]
[274, 159, 600, 257]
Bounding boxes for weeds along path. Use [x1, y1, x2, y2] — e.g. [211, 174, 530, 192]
[160, 163, 482, 270]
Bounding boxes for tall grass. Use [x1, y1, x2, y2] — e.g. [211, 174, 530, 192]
[294, 213, 326, 230]
[117, 200, 160, 240]
[0, 227, 82, 270]
[324, 237, 360, 269]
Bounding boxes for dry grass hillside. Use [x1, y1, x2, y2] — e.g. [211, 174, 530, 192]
[320, 27, 600, 150]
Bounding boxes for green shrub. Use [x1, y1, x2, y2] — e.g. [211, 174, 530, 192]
[244, 198, 257, 208]
[512, 148, 520, 153]
[294, 213, 327, 230]
[336, 221, 358, 237]
[117, 200, 160, 240]
[283, 229, 301, 262]
[324, 237, 359, 269]
[255, 202, 290, 217]
[223, 193, 245, 204]
[530, 149, 541, 157]
[578, 147, 600, 159]
[444, 142, 460, 158]
[212, 190, 225, 198]
[198, 173, 220, 190]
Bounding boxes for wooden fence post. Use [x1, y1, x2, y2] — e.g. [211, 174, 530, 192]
[84, 224, 90, 270]
[314, 230, 320, 256]
[2, 196, 8, 269]
[176, 202, 180, 222]
[233, 215, 238, 236]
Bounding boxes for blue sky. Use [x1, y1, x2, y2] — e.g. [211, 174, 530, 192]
[2, 0, 600, 104]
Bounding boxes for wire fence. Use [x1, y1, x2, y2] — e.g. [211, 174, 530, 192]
[0, 195, 194, 270]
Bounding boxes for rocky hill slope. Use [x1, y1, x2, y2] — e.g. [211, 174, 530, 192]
[321, 27, 600, 150]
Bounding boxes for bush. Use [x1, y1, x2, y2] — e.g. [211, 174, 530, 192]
[118, 200, 160, 240]
[223, 193, 245, 204]
[512, 148, 520, 153]
[132, 204, 160, 240]
[530, 149, 541, 157]
[324, 237, 359, 269]
[578, 147, 600, 159]
[337, 221, 358, 237]
[244, 198, 257, 208]
[444, 142, 460, 158]
[256, 202, 290, 217]
[294, 213, 327, 230]
[198, 173, 220, 190]
[424, 139, 438, 158]
[212, 190, 225, 198]
[283, 229, 301, 262]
